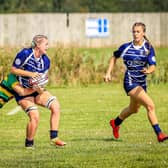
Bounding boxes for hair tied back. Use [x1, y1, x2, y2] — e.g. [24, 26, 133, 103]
[31, 40, 36, 48]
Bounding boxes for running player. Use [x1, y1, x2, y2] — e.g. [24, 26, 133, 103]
[104, 22, 168, 142]
[11, 35, 66, 148]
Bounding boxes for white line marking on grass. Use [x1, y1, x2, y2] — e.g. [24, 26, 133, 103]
[7, 106, 21, 115]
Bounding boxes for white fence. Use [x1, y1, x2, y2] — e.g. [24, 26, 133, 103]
[0, 13, 168, 47]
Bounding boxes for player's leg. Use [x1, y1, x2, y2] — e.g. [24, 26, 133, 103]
[128, 86, 157, 124]
[19, 96, 39, 148]
[35, 91, 66, 146]
[110, 95, 140, 139]
[119, 97, 141, 120]
[128, 86, 168, 142]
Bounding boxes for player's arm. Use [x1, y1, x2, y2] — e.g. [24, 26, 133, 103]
[11, 49, 41, 78]
[141, 46, 156, 74]
[13, 83, 35, 96]
[104, 44, 125, 82]
[104, 56, 117, 82]
[11, 50, 40, 78]
[11, 66, 40, 78]
[141, 65, 156, 74]
[13, 83, 45, 96]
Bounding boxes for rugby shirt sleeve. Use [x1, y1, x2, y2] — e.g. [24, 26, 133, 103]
[12, 49, 28, 68]
[147, 46, 156, 65]
[113, 44, 127, 58]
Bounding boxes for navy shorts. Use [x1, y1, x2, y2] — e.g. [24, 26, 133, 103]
[124, 82, 147, 95]
[14, 92, 39, 102]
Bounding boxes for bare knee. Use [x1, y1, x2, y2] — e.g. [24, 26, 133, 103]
[146, 103, 155, 113]
[129, 105, 140, 114]
[30, 115, 39, 124]
[28, 111, 40, 125]
[50, 101, 60, 115]
[50, 107, 60, 114]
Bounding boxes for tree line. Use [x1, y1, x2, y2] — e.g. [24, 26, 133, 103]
[0, 0, 167, 13]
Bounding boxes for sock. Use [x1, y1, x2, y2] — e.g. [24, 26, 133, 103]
[50, 130, 58, 139]
[114, 116, 123, 126]
[25, 138, 34, 147]
[152, 124, 162, 135]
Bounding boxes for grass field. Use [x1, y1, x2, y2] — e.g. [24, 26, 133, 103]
[0, 83, 168, 168]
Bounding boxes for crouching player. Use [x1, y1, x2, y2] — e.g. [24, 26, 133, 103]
[0, 73, 39, 108]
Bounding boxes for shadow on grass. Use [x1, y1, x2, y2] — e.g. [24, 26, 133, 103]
[70, 137, 123, 142]
[104, 137, 123, 142]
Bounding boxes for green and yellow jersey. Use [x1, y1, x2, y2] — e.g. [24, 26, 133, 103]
[0, 73, 19, 108]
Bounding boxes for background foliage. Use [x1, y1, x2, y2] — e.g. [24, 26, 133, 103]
[0, 0, 168, 13]
[0, 46, 168, 86]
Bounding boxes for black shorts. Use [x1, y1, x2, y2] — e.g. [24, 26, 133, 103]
[14, 92, 39, 102]
[124, 82, 147, 95]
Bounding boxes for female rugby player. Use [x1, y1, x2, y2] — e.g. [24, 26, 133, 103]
[11, 35, 66, 148]
[104, 22, 168, 142]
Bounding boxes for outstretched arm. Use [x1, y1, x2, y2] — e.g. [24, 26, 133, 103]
[104, 56, 117, 82]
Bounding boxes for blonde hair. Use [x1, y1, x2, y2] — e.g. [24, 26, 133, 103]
[31, 34, 48, 48]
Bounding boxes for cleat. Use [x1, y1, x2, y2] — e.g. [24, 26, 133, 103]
[157, 132, 168, 142]
[25, 145, 35, 150]
[50, 138, 66, 147]
[110, 119, 120, 139]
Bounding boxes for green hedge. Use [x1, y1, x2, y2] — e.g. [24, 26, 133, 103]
[0, 46, 167, 86]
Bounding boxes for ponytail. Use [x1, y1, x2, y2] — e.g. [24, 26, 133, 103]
[143, 35, 151, 55]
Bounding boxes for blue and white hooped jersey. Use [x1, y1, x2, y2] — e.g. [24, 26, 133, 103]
[12, 48, 50, 88]
[113, 40, 156, 88]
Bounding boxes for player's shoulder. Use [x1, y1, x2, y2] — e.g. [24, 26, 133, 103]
[114, 42, 132, 58]
[7, 73, 17, 82]
[121, 41, 132, 48]
[144, 41, 154, 50]
[7, 73, 16, 78]
[42, 54, 50, 61]
[118, 41, 132, 50]
[22, 48, 33, 55]
[4, 73, 19, 87]
[17, 48, 33, 57]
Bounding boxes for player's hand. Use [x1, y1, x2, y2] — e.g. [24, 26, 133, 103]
[33, 86, 45, 94]
[31, 72, 41, 79]
[104, 73, 112, 82]
[141, 68, 150, 74]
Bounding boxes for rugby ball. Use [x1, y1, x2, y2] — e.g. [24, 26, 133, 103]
[29, 73, 48, 87]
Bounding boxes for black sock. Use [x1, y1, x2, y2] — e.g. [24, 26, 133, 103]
[152, 124, 162, 135]
[25, 138, 34, 147]
[50, 130, 58, 139]
[115, 116, 123, 126]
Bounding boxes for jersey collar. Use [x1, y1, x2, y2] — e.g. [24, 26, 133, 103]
[132, 39, 146, 49]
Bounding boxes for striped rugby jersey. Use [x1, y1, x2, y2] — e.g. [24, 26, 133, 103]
[113, 40, 156, 88]
[12, 48, 50, 88]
